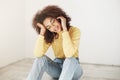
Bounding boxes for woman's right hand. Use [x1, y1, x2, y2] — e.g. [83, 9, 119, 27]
[37, 23, 46, 36]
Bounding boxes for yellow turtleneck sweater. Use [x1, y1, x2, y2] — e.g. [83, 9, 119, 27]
[34, 26, 81, 58]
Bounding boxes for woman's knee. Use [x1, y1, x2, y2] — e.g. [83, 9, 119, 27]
[65, 57, 79, 64]
[34, 55, 48, 65]
[73, 65, 83, 80]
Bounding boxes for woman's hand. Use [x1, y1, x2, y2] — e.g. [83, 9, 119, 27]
[57, 16, 67, 31]
[37, 23, 46, 36]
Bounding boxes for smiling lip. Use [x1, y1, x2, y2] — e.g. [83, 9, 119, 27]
[55, 26, 59, 31]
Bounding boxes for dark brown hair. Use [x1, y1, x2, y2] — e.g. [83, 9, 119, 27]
[32, 5, 71, 44]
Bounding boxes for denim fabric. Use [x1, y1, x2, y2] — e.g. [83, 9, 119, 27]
[27, 55, 83, 80]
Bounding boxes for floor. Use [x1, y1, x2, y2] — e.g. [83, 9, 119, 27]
[0, 58, 120, 80]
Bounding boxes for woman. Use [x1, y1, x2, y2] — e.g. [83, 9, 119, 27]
[27, 5, 83, 80]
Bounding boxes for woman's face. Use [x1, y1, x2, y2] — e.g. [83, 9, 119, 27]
[43, 17, 62, 33]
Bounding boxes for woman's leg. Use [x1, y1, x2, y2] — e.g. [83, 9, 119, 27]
[72, 64, 83, 80]
[26, 55, 62, 80]
[59, 57, 83, 80]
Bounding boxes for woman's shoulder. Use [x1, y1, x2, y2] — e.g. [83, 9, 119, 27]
[69, 26, 80, 33]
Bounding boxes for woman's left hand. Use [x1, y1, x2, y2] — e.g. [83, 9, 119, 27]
[57, 16, 67, 31]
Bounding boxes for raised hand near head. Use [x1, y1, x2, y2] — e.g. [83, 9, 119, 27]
[37, 23, 46, 36]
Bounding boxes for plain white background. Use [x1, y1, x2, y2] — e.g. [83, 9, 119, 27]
[0, 0, 120, 68]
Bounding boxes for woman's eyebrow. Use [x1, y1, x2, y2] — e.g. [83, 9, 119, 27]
[46, 18, 53, 28]
[50, 18, 53, 23]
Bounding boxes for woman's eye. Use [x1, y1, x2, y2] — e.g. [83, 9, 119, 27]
[47, 26, 50, 29]
[46, 18, 55, 30]
[51, 18, 55, 24]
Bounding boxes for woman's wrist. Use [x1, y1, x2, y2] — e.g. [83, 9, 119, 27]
[40, 33, 44, 36]
[40, 30, 45, 36]
[63, 27, 67, 31]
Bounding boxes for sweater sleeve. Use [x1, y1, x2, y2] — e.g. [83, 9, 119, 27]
[34, 35, 51, 57]
[62, 27, 80, 57]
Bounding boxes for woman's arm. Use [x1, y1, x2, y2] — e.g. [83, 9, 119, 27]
[34, 23, 51, 57]
[62, 27, 80, 57]
[34, 35, 51, 57]
[57, 16, 80, 57]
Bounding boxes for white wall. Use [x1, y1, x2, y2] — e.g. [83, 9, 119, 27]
[25, 0, 120, 66]
[79, 0, 120, 65]
[0, 0, 26, 68]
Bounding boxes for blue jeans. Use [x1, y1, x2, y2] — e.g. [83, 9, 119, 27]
[27, 55, 83, 80]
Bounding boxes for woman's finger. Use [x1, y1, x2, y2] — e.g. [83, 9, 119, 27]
[57, 16, 63, 20]
[37, 23, 44, 28]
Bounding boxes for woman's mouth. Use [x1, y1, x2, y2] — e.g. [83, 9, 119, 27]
[54, 26, 59, 31]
